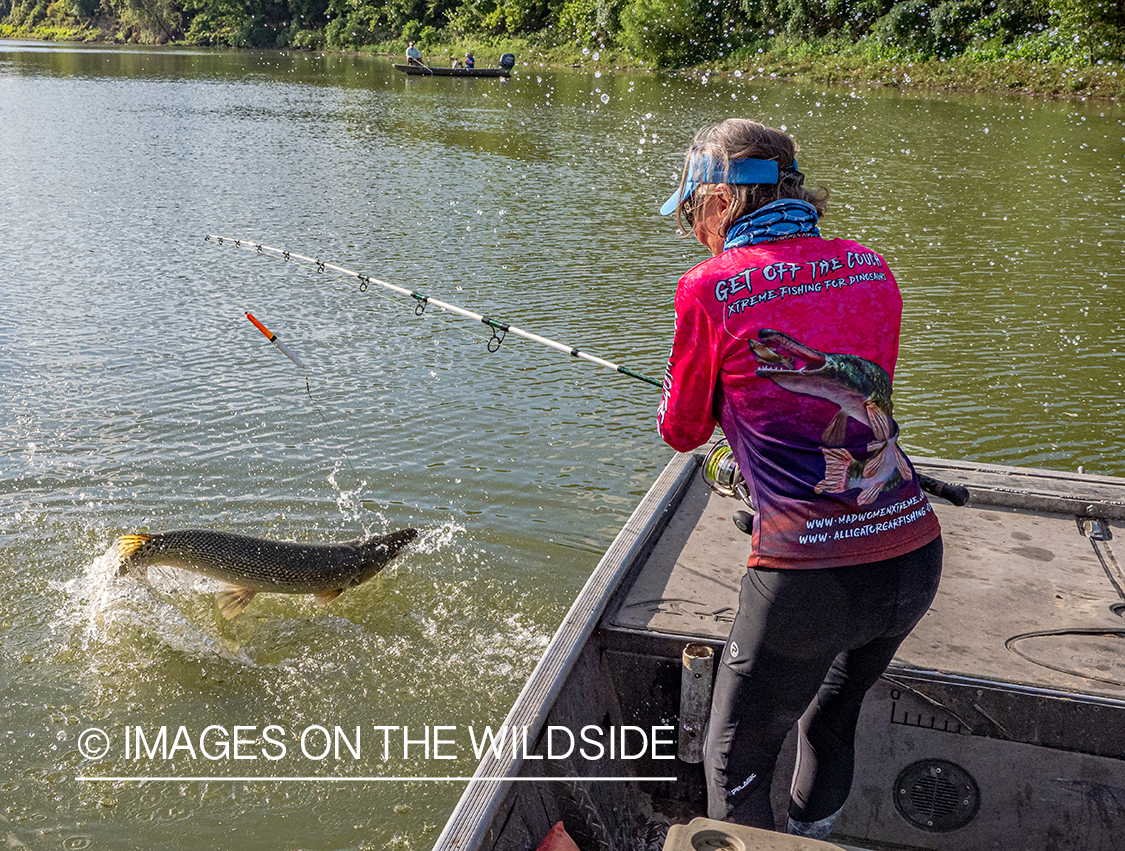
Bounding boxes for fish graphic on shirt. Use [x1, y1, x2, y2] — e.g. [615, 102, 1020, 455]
[749, 328, 912, 502]
[816, 440, 911, 505]
[749, 328, 894, 444]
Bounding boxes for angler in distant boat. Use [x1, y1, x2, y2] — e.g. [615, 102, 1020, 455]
[114, 528, 417, 619]
[392, 52, 516, 78]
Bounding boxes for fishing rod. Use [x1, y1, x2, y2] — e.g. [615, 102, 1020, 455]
[208, 235, 969, 508]
[205, 235, 663, 389]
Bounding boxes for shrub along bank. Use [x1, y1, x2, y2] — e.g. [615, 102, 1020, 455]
[1, 0, 1122, 96]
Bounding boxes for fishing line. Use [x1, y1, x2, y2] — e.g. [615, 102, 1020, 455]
[211, 236, 969, 507]
[243, 310, 368, 520]
[206, 235, 664, 389]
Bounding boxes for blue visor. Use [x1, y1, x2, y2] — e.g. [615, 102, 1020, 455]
[660, 156, 796, 216]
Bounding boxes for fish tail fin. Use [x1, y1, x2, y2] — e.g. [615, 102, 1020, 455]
[858, 480, 884, 505]
[816, 447, 853, 494]
[894, 443, 913, 480]
[863, 443, 888, 479]
[215, 585, 257, 620]
[115, 534, 154, 576]
[864, 400, 891, 441]
[867, 436, 913, 482]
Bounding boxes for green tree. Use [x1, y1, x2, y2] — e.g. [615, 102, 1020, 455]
[4, 0, 49, 29]
[447, 0, 560, 35]
[1047, 0, 1125, 59]
[183, 0, 292, 45]
[619, 0, 724, 65]
[557, 0, 624, 46]
[108, 0, 185, 41]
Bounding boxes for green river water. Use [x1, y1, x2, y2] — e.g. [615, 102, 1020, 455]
[1, 39, 1123, 850]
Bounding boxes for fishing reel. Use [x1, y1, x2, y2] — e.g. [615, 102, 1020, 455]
[702, 440, 755, 535]
[703, 438, 755, 506]
[702, 440, 750, 503]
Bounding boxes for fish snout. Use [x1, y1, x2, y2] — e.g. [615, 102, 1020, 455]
[752, 329, 827, 372]
[353, 528, 418, 581]
[364, 527, 418, 555]
[749, 339, 787, 365]
[388, 528, 418, 549]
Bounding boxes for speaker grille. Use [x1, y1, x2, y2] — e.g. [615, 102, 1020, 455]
[894, 760, 979, 832]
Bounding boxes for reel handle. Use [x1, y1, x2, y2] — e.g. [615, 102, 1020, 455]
[918, 474, 970, 506]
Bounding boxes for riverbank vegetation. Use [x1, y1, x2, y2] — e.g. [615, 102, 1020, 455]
[2, 0, 1122, 96]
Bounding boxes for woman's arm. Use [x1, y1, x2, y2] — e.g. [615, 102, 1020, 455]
[658, 285, 723, 452]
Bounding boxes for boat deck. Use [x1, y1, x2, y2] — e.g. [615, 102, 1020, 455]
[600, 455, 1125, 848]
[608, 458, 1125, 701]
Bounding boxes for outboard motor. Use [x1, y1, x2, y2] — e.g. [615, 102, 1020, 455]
[499, 54, 516, 71]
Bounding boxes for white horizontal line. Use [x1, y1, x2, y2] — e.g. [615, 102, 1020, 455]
[74, 776, 677, 783]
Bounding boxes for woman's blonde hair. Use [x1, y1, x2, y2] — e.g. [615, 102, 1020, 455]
[673, 118, 829, 235]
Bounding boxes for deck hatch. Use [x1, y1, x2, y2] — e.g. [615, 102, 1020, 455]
[894, 759, 979, 832]
[1006, 629, 1125, 686]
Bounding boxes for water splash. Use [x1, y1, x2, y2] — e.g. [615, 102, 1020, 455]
[58, 544, 256, 666]
[412, 519, 466, 558]
[327, 461, 369, 527]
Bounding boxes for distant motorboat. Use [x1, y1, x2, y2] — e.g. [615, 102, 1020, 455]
[395, 53, 515, 78]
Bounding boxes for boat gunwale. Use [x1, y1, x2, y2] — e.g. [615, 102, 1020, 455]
[913, 457, 1125, 518]
[392, 63, 512, 78]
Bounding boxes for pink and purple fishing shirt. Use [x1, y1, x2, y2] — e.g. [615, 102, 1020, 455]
[658, 234, 942, 570]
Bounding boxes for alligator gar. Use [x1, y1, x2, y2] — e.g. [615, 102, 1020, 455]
[749, 328, 895, 445]
[114, 528, 417, 619]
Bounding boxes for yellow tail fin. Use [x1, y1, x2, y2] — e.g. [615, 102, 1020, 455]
[115, 534, 153, 565]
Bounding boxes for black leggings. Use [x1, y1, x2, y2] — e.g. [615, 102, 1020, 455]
[704, 536, 943, 828]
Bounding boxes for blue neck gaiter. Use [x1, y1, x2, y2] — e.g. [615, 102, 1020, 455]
[723, 199, 821, 250]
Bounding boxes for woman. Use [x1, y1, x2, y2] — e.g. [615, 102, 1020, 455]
[657, 118, 943, 838]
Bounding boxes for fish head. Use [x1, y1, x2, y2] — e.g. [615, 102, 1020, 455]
[751, 328, 826, 374]
[349, 528, 418, 585]
[752, 328, 838, 398]
[750, 328, 892, 416]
